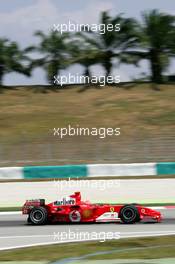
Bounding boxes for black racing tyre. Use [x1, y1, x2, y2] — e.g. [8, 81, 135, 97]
[130, 204, 140, 222]
[29, 206, 48, 225]
[119, 205, 140, 224]
[27, 216, 31, 224]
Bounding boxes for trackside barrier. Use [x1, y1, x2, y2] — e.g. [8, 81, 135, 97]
[0, 162, 174, 179]
[157, 162, 175, 175]
[0, 167, 23, 179]
[23, 165, 87, 179]
[87, 163, 156, 177]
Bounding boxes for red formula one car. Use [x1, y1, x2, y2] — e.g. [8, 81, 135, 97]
[22, 192, 162, 225]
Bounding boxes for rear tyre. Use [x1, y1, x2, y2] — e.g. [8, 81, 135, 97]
[27, 216, 31, 224]
[29, 207, 48, 225]
[119, 205, 140, 224]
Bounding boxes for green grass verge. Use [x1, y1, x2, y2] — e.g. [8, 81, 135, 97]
[0, 236, 175, 261]
[0, 84, 174, 166]
[0, 84, 174, 143]
[0, 207, 21, 212]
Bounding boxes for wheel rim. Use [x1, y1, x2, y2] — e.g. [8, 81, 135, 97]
[123, 208, 135, 220]
[32, 210, 43, 222]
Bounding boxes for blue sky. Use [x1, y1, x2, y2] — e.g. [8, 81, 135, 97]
[0, 0, 175, 85]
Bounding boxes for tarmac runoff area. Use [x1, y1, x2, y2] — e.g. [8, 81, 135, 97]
[0, 209, 174, 251]
[0, 178, 175, 206]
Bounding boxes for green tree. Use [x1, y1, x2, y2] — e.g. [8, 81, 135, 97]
[0, 39, 30, 86]
[78, 11, 138, 79]
[33, 31, 70, 84]
[133, 10, 175, 83]
[68, 38, 100, 78]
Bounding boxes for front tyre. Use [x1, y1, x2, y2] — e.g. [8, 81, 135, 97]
[119, 205, 140, 224]
[29, 207, 48, 225]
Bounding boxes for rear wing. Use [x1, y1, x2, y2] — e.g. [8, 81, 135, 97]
[22, 199, 45, 214]
[25, 199, 45, 206]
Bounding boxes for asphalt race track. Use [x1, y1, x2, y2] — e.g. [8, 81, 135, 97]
[0, 209, 175, 251]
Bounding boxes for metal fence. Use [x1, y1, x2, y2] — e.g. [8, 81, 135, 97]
[0, 133, 174, 166]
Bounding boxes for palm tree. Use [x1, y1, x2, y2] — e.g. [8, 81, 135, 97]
[0, 39, 30, 86]
[131, 10, 175, 83]
[33, 31, 70, 84]
[78, 11, 138, 79]
[68, 38, 100, 78]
